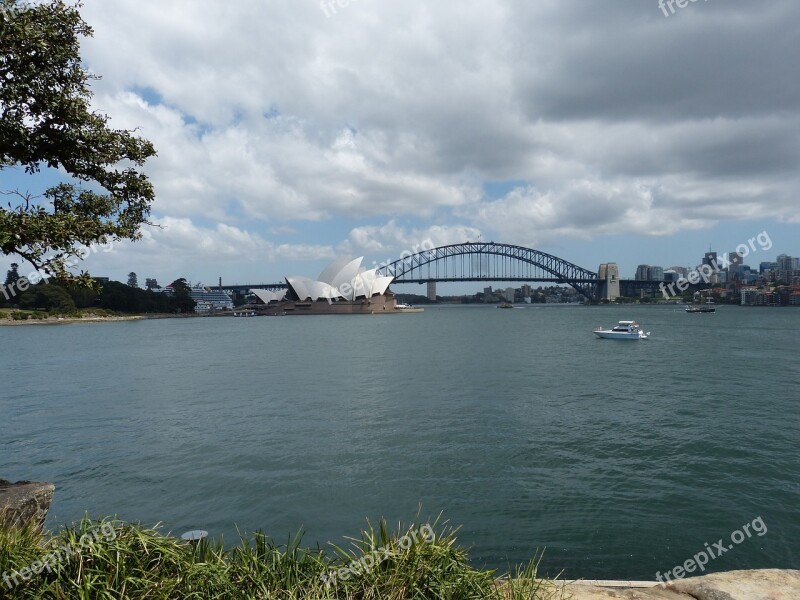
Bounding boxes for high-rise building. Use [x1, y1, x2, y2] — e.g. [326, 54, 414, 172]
[669, 266, 689, 279]
[700, 252, 720, 284]
[760, 261, 777, 274]
[635, 264, 650, 281]
[647, 266, 664, 281]
[726, 250, 743, 278]
[703, 252, 718, 268]
[776, 254, 797, 282]
[776, 254, 797, 271]
[426, 281, 437, 301]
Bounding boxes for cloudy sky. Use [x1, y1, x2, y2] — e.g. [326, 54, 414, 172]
[4, 0, 800, 288]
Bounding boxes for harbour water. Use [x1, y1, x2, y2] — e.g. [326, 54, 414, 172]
[2, 304, 798, 580]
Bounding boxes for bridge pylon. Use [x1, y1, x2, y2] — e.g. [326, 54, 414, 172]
[597, 263, 620, 301]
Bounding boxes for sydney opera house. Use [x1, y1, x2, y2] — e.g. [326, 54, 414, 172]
[249, 256, 402, 315]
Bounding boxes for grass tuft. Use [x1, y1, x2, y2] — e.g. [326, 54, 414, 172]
[0, 515, 565, 599]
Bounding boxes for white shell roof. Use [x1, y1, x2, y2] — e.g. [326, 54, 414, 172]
[286, 257, 394, 302]
[372, 276, 394, 296]
[318, 256, 353, 285]
[330, 257, 364, 300]
[250, 289, 286, 304]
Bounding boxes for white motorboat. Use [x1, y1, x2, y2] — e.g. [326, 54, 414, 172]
[395, 302, 424, 312]
[593, 320, 649, 340]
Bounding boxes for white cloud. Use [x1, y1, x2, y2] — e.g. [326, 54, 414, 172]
[81, 217, 334, 282]
[17, 0, 794, 280]
[339, 221, 481, 259]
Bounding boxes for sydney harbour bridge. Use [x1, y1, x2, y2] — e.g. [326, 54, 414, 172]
[222, 242, 662, 302]
[378, 242, 601, 300]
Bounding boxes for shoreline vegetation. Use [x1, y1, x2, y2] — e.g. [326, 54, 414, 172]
[0, 516, 565, 599]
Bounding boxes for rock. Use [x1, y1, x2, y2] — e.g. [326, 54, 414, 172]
[667, 569, 800, 600]
[565, 570, 800, 599]
[566, 580, 690, 599]
[0, 479, 55, 531]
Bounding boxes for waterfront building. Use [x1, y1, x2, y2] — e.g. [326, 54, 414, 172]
[741, 288, 758, 306]
[284, 256, 393, 302]
[246, 256, 399, 315]
[189, 286, 234, 311]
[194, 300, 214, 313]
[756, 291, 778, 306]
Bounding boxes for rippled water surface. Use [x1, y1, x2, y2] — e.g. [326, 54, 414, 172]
[2, 304, 799, 579]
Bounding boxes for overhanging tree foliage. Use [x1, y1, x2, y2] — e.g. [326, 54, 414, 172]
[0, 0, 156, 282]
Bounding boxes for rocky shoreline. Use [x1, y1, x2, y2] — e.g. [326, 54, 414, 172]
[0, 480, 54, 532]
[562, 570, 800, 599]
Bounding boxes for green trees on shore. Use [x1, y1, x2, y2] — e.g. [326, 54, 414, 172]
[1, 278, 194, 314]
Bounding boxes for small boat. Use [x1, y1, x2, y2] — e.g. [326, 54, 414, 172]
[395, 303, 424, 312]
[498, 302, 513, 309]
[685, 305, 715, 313]
[593, 320, 649, 340]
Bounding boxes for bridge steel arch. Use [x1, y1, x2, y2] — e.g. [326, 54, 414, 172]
[377, 242, 599, 301]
